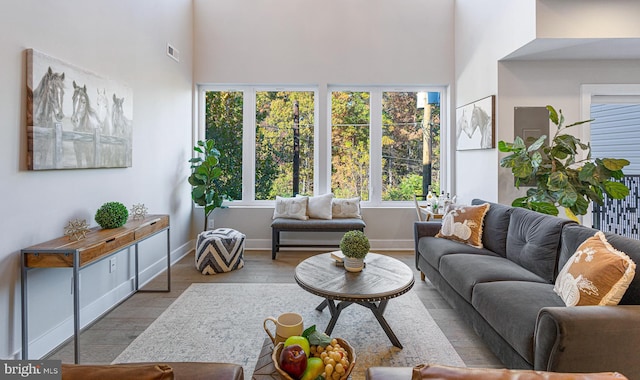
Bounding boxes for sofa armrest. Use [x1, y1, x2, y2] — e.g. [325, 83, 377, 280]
[535, 305, 640, 376]
[414, 221, 442, 270]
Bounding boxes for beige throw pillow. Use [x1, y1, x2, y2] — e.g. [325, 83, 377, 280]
[332, 197, 361, 219]
[297, 193, 334, 219]
[273, 196, 309, 220]
[435, 203, 490, 248]
[554, 231, 636, 306]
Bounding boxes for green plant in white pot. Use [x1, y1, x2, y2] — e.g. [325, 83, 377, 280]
[340, 230, 370, 272]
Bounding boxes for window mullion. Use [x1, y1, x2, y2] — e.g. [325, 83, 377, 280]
[370, 90, 383, 205]
[243, 88, 256, 202]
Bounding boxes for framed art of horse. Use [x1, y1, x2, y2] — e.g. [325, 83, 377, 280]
[26, 48, 133, 170]
[455, 95, 495, 151]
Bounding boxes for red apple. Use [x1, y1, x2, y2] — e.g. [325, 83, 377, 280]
[279, 344, 307, 379]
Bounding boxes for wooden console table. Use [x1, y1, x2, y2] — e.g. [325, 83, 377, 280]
[21, 214, 170, 363]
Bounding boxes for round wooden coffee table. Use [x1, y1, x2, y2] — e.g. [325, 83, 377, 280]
[294, 252, 415, 348]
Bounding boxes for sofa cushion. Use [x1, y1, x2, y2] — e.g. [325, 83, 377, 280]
[439, 254, 548, 302]
[560, 224, 640, 305]
[273, 196, 309, 220]
[472, 199, 513, 257]
[418, 236, 500, 270]
[472, 281, 565, 365]
[436, 203, 490, 248]
[554, 231, 636, 306]
[506, 208, 574, 283]
[62, 363, 173, 380]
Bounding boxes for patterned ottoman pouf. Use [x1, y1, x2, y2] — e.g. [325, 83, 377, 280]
[195, 228, 245, 274]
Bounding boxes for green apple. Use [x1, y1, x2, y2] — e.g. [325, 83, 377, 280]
[284, 335, 310, 357]
[300, 357, 324, 380]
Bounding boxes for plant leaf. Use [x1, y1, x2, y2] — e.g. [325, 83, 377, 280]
[547, 171, 568, 191]
[530, 201, 559, 216]
[604, 181, 630, 199]
[527, 135, 547, 152]
[564, 208, 579, 222]
[602, 158, 630, 171]
[547, 105, 559, 126]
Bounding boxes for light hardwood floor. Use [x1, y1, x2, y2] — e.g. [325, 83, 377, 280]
[46, 249, 502, 369]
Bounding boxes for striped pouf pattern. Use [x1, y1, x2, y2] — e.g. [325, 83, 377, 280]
[195, 228, 245, 274]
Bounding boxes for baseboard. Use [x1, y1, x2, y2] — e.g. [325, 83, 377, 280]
[245, 238, 414, 251]
[24, 242, 193, 360]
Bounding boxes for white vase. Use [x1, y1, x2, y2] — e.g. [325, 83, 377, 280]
[344, 257, 364, 272]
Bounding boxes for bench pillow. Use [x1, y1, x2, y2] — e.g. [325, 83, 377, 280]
[332, 197, 361, 219]
[273, 196, 309, 220]
[297, 193, 334, 219]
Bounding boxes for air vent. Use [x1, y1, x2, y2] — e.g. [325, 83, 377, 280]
[167, 43, 180, 62]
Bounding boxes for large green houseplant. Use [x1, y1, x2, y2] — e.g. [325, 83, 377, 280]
[498, 105, 630, 221]
[188, 139, 225, 231]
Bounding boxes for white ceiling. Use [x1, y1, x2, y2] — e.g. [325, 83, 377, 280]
[502, 38, 640, 60]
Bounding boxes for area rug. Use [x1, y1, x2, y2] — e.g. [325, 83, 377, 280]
[114, 283, 464, 380]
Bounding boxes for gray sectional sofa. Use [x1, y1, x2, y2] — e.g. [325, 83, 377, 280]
[414, 199, 640, 378]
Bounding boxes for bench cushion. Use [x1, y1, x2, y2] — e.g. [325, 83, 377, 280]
[271, 218, 365, 231]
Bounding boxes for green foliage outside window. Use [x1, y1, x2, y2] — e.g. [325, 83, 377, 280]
[204, 89, 441, 202]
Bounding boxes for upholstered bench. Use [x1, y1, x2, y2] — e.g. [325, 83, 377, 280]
[270, 218, 366, 259]
[195, 228, 245, 274]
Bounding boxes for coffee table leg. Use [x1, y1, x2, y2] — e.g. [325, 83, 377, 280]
[324, 299, 353, 335]
[361, 300, 403, 349]
[315, 299, 328, 311]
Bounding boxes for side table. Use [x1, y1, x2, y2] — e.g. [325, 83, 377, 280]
[21, 214, 170, 363]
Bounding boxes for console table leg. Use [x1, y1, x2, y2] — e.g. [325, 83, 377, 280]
[73, 252, 81, 363]
[21, 257, 28, 360]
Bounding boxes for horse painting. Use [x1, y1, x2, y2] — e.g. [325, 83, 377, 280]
[28, 66, 65, 167]
[96, 88, 112, 136]
[71, 81, 101, 167]
[470, 105, 493, 149]
[456, 96, 494, 150]
[111, 93, 133, 166]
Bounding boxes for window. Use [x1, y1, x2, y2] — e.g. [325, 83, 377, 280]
[255, 91, 315, 199]
[382, 91, 440, 201]
[199, 85, 444, 205]
[331, 91, 370, 200]
[330, 87, 442, 204]
[204, 90, 243, 201]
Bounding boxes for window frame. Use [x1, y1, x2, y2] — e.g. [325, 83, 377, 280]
[197, 84, 448, 207]
[328, 85, 448, 207]
[198, 85, 320, 206]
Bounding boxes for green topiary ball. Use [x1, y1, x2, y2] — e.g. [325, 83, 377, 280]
[95, 202, 129, 229]
[340, 230, 370, 259]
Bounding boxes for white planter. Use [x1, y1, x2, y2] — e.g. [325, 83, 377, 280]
[344, 257, 364, 272]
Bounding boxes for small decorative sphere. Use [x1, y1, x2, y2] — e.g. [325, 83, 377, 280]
[95, 202, 129, 229]
[340, 230, 370, 259]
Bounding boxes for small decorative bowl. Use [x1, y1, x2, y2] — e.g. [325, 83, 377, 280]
[272, 338, 356, 380]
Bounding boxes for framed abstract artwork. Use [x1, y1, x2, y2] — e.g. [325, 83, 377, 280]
[26, 48, 133, 170]
[455, 95, 495, 151]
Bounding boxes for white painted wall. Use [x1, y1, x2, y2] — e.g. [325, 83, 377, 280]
[193, 0, 456, 249]
[496, 59, 640, 206]
[453, 0, 536, 204]
[0, 0, 194, 359]
[536, 0, 640, 38]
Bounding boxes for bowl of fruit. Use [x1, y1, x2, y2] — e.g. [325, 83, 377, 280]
[272, 325, 356, 380]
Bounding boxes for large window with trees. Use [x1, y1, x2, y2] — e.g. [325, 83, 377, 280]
[199, 85, 444, 205]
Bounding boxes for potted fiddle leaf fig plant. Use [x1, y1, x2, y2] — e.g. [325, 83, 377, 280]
[498, 105, 630, 221]
[188, 139, 225, 231]
[340, 230, 370, 272]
